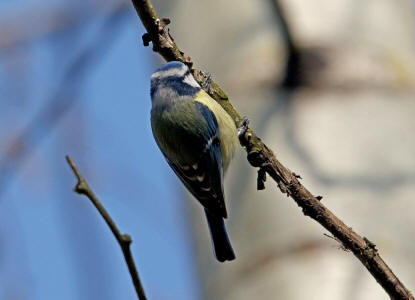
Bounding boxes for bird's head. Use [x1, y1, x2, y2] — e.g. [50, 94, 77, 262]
[150, 61, 201, 106]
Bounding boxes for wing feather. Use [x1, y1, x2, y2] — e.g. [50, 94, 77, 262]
[157, 101, 227, 218]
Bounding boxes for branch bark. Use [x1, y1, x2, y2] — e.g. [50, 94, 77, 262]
[66, 155, 147, 300]
[129, 0, 414, 299]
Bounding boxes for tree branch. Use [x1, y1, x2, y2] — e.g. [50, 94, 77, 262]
[129, 1, 414, 299]
[66, 155, 147, 300]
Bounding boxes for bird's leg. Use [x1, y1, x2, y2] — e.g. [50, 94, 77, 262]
[237, 116, 250, 138]
[202, 73, 212, 92]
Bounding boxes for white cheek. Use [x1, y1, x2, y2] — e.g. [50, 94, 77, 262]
[183, 74, 200, 88]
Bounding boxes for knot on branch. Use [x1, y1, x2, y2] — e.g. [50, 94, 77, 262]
[247, 148, 265, 168]
[142, 17, 175, 53]
[74, 182, 89, 195]
[301, 200, 325, 218]
[363, 237, 378, 259]
[257, 168, 267, 190]
[121, 234, 132, 247]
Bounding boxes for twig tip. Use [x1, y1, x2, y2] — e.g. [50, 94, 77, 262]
[65, 155, 87, 194]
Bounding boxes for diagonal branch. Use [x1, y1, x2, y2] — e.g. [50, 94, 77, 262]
[129, 1, 414, 299]
[66, 155, 147, 300]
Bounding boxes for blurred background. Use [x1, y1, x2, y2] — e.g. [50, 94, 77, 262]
[1, 0, 415, 299]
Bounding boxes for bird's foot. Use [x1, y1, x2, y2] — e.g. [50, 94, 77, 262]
[237, 117, 250, 138]
[202, 73, 212, 92]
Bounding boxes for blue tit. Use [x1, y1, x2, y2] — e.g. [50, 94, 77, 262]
[150, 61, 239, 262]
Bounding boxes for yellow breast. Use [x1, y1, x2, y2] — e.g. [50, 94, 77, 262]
[194, 90, 238, 173]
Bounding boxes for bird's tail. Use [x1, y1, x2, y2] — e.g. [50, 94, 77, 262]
[204, 208, 235, 262]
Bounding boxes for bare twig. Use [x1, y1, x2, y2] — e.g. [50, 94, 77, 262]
[66, 155, 147, 300]
[129, 1, 414, 299]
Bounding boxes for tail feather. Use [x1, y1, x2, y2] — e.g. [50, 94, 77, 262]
[204, 208, 235, 262]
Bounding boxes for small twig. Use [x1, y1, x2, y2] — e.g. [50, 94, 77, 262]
[129, 1, 414, 299]
[66, 155, 147, 300]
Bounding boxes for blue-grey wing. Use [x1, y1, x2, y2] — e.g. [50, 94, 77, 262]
[165, 102, 227, 218]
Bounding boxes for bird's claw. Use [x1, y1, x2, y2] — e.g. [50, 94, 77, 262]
[202, 73, 212, 92]
[237, 117, 250, 138]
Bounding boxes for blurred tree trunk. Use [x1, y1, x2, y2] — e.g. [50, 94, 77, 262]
[158, 0, 415, 299]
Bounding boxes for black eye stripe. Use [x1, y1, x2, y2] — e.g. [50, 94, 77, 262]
[150, 76, 200, 98]
[164, 78, 200, 96]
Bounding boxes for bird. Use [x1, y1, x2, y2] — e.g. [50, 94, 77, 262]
[150, 61, 239, 262]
